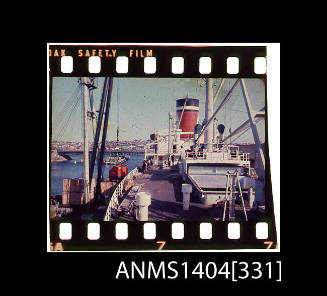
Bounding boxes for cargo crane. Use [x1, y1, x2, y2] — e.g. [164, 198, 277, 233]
[87, 77, 114, 205]
[189, 78, 266, 210]
[76, 77, 115, 207]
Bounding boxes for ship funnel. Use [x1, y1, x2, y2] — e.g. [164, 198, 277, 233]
[217, 124, 225, 135]
[176, 98, 199, 140]
[217, 124, 225, 144]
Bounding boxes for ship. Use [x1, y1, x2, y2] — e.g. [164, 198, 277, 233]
[50, 77, 266, 222]
[108, 78, 266, 222]
[104, 155, 129, 165]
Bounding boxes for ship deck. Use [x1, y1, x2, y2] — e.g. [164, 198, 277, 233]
[120, 165, 251, 221]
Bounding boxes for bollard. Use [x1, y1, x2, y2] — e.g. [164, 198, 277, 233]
[135, 192, 151, 221]
[182, 184, 192, 210]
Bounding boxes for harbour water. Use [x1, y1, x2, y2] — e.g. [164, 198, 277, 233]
[50, 152, 144, 196]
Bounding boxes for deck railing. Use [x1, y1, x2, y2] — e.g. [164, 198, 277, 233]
[239, 153, 250, 161]
[103, 167, 139, 221]
[185, 151, 250, 162]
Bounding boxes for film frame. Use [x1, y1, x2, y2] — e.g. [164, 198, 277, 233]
[48, 43, 280, 252]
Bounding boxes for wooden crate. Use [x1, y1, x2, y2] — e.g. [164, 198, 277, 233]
[62, 178, 95, 193]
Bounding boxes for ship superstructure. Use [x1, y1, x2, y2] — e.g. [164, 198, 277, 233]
[141, 78, 266, 221]
[144, 97, 199, 167]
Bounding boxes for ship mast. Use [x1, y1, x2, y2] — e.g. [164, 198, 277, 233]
[204, 78, 214, 152]
[80, 77, 90, 205]
[89, 78, 98, 136]
[88, 77, 114, 205]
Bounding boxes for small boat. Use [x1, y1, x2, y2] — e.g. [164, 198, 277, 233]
[104, 155, 128, 165]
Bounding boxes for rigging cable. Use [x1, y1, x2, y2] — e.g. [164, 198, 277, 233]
[53, 84, 80, 132]
[54, 84, 82, 141]
[116, 78, 120, 147]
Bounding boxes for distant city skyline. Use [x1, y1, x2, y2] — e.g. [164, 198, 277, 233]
[51, 78, 265, 144]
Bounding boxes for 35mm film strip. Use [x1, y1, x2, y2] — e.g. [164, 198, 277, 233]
[48, 43, 279, 251]
[49, 45, 267, 77]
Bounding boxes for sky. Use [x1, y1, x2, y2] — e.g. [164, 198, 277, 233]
[51, 77, 265, 144]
